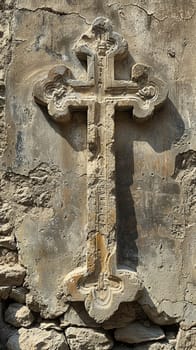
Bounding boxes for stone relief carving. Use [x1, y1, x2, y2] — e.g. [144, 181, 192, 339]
[33, 17, 168, 323]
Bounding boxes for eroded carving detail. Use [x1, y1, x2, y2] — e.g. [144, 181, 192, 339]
[33, 17, 168, 323]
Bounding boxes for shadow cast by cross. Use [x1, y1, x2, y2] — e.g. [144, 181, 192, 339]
[115, 100, 185, 271]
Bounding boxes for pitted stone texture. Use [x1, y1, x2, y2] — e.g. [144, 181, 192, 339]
[176, 327, 196, 349]
[25, 292, 47, 314]
[0, 9, 10, 157]
[114, 321, 165, 344]
[0, 249, 18, 266]
[5, 303, 34, 328]
[180, 303, 196, 331]
[0, 264, 25, 286]
[113, 344, 174, 350]
[17, 208, 78, 318]
[131, 342, 175, 349]
[0, 222, 13, 236]
[65, 326, 113, 350]
[6, 327, 68, 350]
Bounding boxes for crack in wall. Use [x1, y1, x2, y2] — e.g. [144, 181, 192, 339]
[108, 1, 196, 23]
[15, 7, 91, 25]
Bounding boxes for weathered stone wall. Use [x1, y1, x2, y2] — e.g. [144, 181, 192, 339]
[0, 0, 195, 349]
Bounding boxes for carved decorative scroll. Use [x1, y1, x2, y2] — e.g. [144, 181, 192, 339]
[33, 17, 168, 323]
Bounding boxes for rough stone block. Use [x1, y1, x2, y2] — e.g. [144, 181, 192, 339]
[114, 321, 165, 344]
[9, 287, 28, 304]
[0, 264, 25, 286]
[5, 303, 34, 328]
[113, 344, 174, 350]
[176, 327, 196, 350]
[65, 326, 114, 350]
[6, 327, 68, 350]
[132, 342, 175, 349]
[0, 236, 16, 250]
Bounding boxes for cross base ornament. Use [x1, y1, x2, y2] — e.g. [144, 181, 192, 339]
[62, 233, 140, 323]
[33, 17, 168, 323]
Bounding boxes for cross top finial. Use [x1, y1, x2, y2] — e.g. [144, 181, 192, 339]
[75, 16, 128, 59]
[92, 16, 113, 34]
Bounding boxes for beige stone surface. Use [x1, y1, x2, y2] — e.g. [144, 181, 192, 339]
[5, 303, 34, 328]
[0, 264, 25, 286]
[9, 287, 28, 304]
[60, 302, 99, 328]
[132, 343, 174, 350]
[6, 327, 68, 350]
[40, 320, 62, 331]
[176, 327, 196, 350]
[113, 343, 174, 350]
[65, 326, 113, 350]
[114, 321, 165, 344]
[58, 301, 146, 331]
[102, 302, 137, 329]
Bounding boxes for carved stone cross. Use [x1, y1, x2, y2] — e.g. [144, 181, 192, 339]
[33, 17, 168, 323]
